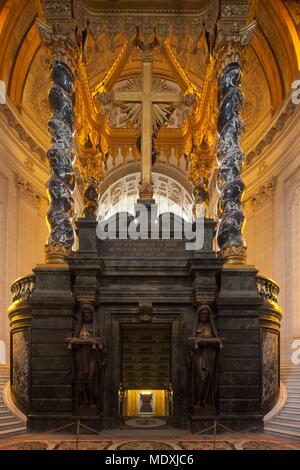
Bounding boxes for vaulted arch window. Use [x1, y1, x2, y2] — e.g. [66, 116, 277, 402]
[98, 172, 193, 222]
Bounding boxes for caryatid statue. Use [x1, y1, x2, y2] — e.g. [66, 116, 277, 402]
[187, 304, 223, 413]
[67, 304, 106, 412]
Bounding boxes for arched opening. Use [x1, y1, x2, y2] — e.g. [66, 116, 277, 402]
[98, 172, 193, 222]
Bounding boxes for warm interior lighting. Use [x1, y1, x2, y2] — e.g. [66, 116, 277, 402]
[0, 0, 14, 36]
[124, 389, 168, 417]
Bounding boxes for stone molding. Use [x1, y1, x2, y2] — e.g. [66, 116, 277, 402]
[246, 101, 297, 167]
[0, 104, 47, 163]
[15, 176, 42, 211]
[250, 177, 277, 209]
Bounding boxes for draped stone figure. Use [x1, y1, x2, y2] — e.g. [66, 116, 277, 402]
[67, 304, 105, 414]
[187, 304, 223, 414]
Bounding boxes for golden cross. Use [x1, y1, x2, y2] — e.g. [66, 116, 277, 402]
[112, 50, 181, 202]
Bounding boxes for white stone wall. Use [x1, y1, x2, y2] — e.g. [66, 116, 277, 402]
[209, 100, 300, 363]
[243, 102, 300, 362]
[0, 105, 48, 363]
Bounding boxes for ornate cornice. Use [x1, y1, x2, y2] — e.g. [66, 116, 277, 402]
[245, 101, 297, 166]
[216, 20, 256, 68]
[73, 0, 211, 54]
[36, 18, 80, 74]
[0, 104, 47, 163]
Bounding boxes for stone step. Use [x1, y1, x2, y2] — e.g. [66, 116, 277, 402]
[283, 374, 300, 378]
[273, 416, 300, 425]
[281, 410, 300, 417]
[264, 426, 300, 439]
[0, 415, 19, 423]
[0, 426, 26, 437]
[0, 420, 25, 431]
[284, 406, 300, 413]
[283, 381, 300, 386]
[0, 410, 11, 417]
[267, 419, 300, 430]
[282, 373, 300, 378]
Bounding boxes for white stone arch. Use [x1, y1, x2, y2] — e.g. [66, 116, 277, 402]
[98, 171, 193, 222]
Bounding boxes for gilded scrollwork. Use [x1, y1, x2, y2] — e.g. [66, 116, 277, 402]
[256, 275, 280, 305]
[11, 275, 35, 304]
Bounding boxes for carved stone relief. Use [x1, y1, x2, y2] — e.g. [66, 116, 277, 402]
[15, 177, 42, 211]
[262, 330, 279, 404]
[0, 105, 47, 162]
[12, 330, 30, 403]
[250, 177, 277, 210]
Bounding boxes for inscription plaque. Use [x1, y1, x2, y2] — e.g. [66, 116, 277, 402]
[98, 239, 188, 257]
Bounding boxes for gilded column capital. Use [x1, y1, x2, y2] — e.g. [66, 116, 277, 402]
[216, 20, 256, 69]
[36, 19, 81, 75]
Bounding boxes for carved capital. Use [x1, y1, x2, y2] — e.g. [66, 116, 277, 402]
[139, 181, 154, 201]
[45, 242, 71, 263]
[36, 19, 80, 73]
[217, 20, 256, 68]
[220, 243, 247, 264]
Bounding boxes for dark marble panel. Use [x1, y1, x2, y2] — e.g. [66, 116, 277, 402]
[262, 330, 279, 404]
[32, 385, 72, 399]
[12, 329, 30, 403]
[218, 318, 259, 329]
[219, 399, 261, 413]
[31, 357, 71, 371]
[220, 372, 259, 386]
[32, 343, 69, 357]
[32, 317, 73, 330]
[221, 358, 260, 371]
[218, 330, 260, 344]
[32, 398, 73, 412]
[31, 330, 72, 343]
[222, 344, 259, 357]
[32, 371, 71, 386]
[219, 386, 259, 399]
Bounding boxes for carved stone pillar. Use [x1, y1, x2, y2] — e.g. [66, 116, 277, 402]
[37, 19, 80, 263]
[216, 21, 256, 264]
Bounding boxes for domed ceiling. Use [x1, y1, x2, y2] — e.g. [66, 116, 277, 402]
[0, 0, 299, 193]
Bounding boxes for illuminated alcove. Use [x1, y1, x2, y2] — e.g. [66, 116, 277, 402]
[98, 172, 193, 222]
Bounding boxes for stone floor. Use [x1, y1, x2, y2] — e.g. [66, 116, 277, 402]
[0, 430, 300, 450]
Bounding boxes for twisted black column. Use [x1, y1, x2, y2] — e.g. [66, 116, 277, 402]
[216, 62, 247, 263]
[45, 61, 76, 263]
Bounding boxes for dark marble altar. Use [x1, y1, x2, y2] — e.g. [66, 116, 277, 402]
[8, 214, 282, 432]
